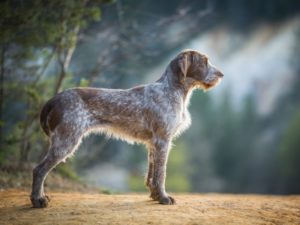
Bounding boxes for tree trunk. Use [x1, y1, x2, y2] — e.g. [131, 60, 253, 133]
[54, 26, 79, 94]
[18, 115, 37, 167]
[0, 44, 6, 145]
[19, 126, 30, 165]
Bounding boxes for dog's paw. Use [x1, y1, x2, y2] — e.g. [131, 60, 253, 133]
[159, 195, 176, 205]
[31, 195, 50, 208]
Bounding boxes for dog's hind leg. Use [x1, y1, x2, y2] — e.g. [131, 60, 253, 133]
[145, 150, 154, 193]
[30, 132, 82, 208]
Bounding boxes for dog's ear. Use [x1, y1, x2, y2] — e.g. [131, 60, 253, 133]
[170, 51, 193, 85]
[177, 52, 192, 84]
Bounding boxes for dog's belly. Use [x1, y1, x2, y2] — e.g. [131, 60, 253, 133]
[87, 117, 153, 145]
[107, 125, 153, 144]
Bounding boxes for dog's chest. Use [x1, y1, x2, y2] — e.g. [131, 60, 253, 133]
[163, 98, 191, 137]
[174, 108, 191, 136]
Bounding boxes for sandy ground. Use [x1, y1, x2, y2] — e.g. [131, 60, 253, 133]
[0, 189, 299, 225]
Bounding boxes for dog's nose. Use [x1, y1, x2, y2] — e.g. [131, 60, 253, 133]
[217, 71, 224, 78]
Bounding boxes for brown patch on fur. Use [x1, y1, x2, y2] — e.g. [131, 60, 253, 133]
[170, 51, 210, 88]
[169, 58, 183, 85]
[75, 88, 101, 103]
[40, 96, 62, 136]
[130, 85, 145, 93]
[56, 123, 73, 137]
[187, 54, 207, 79]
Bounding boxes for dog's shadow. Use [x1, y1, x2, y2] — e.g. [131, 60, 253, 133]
[16, 198, 158, 211]
[0, 198, 169, 224]
[0, 203, 47, 224]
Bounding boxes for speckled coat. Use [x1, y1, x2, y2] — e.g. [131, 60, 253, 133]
[31, 49, 224, 207]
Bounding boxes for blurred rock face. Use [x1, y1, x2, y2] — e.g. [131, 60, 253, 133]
[188, 18, 299, 115]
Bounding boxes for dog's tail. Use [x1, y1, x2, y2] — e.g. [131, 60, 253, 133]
[40, 97, 57, 136]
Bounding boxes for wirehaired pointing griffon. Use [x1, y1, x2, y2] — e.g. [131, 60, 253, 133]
[31, 50, 223, 207]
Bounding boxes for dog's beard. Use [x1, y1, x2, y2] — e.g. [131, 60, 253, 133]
[199, 77, 222, 92]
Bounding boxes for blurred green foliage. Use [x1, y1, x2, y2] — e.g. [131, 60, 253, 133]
[166, 143, 191, 192]
[278, 111, 300, 193]
[128, 175, 144, 192]
[0, 0, 109, 171]
[55, 162, 81, 182]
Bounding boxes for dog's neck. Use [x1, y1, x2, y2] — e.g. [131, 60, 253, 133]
[157, 66, 197, 104]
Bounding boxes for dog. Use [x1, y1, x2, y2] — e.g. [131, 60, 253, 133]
[31, 49, 223, 207]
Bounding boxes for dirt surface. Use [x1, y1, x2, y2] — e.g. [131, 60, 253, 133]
[0, 189, 299, 225]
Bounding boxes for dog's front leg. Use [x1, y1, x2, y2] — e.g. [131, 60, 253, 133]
[150, 138, 175, 205]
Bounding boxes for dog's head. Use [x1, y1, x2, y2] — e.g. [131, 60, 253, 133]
[170, 50, 223, 90]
